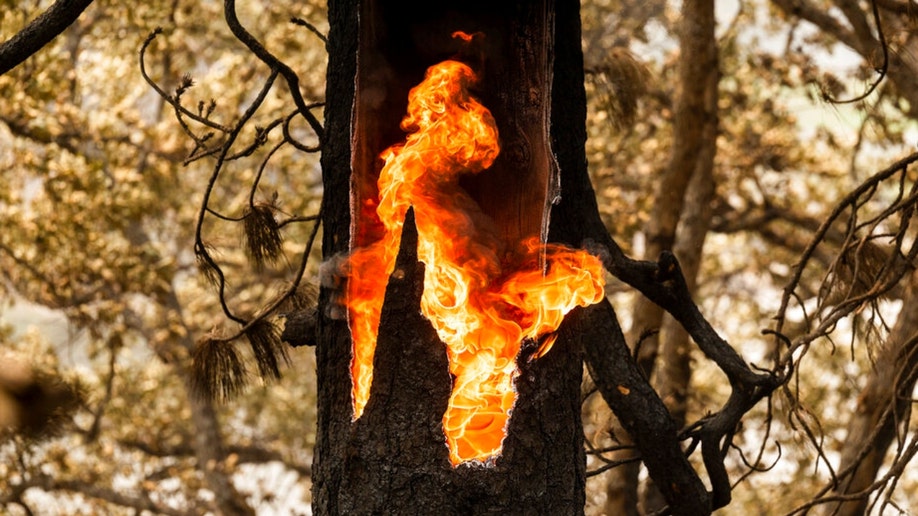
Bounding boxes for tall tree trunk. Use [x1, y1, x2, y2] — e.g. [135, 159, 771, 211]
[314, 1, 587, 512]
[823, 269, 918, 515]
[605, 0, 719, 513]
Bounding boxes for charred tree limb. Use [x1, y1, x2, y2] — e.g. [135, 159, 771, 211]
[601, 237, 780, 389]
[597, 236, 783, 510]
[223, 0, 325, 142]
[281, 308, 317, 347]
[0, 0, 94, 76]
[581, 300, 711, 515]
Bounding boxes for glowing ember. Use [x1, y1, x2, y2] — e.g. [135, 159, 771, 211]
[346, 43, 605, 465]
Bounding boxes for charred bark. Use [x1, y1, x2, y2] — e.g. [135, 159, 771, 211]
[315, 1, 585, 513]
[0, 0, 95, 76]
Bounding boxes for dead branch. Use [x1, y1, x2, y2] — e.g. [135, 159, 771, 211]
[581, 300, 713, 513]
[0, 0, 95, 76]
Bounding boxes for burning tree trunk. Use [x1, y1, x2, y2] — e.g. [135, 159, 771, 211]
[315, 1, 772, 513]
[315, 1, 591, 512]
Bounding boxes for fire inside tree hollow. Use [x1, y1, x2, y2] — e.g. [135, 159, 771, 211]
[344, 32, 605, 466]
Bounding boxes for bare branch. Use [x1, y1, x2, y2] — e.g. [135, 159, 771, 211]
[223, 0, 325, 142]
[0, 0, 95, 76]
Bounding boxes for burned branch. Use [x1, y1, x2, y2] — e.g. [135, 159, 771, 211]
[0, 0, 96, 76]
[141, 4, 325, 394]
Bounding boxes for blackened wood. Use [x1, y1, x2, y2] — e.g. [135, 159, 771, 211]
[316, 0, 587, 513]
[0, 0, 95, 76]
[313, 0, 358, 511]
[281, 309, 317, 347]
[579, 301, 711, 515]
[338, 209, 454, 512]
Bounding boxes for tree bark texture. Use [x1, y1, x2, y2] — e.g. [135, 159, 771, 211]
[315, 1, 587, 512]
[824, 270, 918, 515]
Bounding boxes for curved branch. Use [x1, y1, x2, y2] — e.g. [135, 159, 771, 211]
[223, 0, 325, 143]
[139, 29, 231, 133]
[194, 68, 280, 325]
[0, 0, 95, 76]
[823, 0, 888, 105]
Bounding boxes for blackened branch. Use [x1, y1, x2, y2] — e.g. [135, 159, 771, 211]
[223, 0, 325, 142]
[592, 230, 784, 510]
[599, 232, 781, 388]
[0, 0, 95, 76]
[581, 300, 712, 514]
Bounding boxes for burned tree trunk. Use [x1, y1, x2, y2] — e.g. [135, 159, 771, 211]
[315, 0, 586, 512]
[315, 1, 740, 514]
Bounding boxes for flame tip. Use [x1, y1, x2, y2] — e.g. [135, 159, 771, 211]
[451, 30, 478, 43]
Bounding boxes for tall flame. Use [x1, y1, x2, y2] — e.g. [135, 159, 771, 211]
[346, 55, 605, 465]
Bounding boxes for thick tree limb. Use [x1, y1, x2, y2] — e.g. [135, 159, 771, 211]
[0, 0, 95, 76]
[581, 300, 712, 515]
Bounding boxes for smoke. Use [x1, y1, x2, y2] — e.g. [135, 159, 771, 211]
[319, 253, 348, 321]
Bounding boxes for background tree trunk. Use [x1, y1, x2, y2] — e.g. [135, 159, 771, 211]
[641, 127, 717, 513]
[605, 0, 719, 512]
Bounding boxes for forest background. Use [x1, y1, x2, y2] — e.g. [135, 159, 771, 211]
[1, 0, 917, 514]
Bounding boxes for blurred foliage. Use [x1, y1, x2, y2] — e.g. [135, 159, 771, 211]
[0, 0, 325, 513]
[0, 0, 917, 514]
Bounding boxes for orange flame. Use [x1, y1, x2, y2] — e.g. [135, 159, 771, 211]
[346, 57, 605, 465]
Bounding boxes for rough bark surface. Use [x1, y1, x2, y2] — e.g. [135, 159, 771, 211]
[315, 1, 586, 513]
[313, 0, 359, 510]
